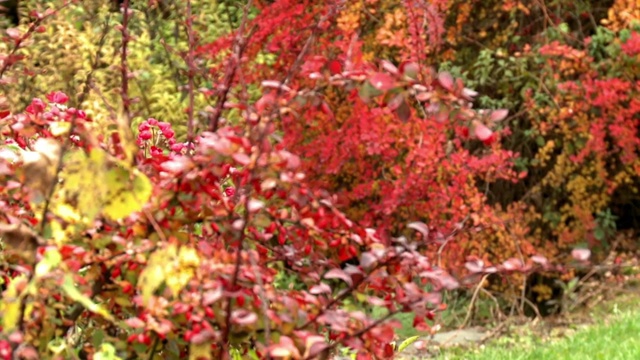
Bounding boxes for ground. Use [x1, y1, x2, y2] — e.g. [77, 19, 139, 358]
[388, 285, 640, 359]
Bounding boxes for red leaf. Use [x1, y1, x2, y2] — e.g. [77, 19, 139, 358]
[369, 72, 396, 91]
[324, 268, 353, 286]
[572, 248, 591, 261]
[328, 60, 342, 75]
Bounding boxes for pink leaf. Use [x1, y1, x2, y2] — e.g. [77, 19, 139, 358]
[400, 61, 420, 79]
[261, 80, 293, 93]
[473, 120, 493, 141]
[247, 199, 264, 213]
[490, 109, 509, 122]
[359, 252, 378, 270]
[531, 255, 548, 265]
[465, 259, 484, 273]
[380, 60, 399, 75]
[461, 88, 479, 100]
[232, 153, 251, 165]
[310, 283, 332, 294]
[437, 71, 454, 91]
[324, 268, 353, 286]
[231, 309, 258, 326]
[502, 258, 523, 271]
[369, 72, 396, 91]
[407, 221, 430, 239]
[6, 28, 21, 40]
[125, 317, 146, 328]
[387, 94, 404, 111]
[572, 248, 591, 261]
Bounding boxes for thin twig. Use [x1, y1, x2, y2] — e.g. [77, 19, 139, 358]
[460, 274, 489, 328]
[185, 0, 196, 142]
[119, 0, 132, 124]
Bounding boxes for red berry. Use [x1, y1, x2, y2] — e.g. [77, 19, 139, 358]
[138, 130, 152, 141]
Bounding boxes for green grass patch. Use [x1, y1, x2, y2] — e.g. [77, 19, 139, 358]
[436, 293, 640, 360]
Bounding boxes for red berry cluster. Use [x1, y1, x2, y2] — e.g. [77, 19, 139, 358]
[137, 118, 188, 153]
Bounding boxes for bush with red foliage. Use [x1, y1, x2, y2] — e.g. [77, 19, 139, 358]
[0, 1, 562, 360]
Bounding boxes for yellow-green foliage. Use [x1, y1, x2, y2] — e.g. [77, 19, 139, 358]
[2, 0, 243, 138]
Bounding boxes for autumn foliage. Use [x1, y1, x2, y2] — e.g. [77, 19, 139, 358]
[0, 0, 638, 359]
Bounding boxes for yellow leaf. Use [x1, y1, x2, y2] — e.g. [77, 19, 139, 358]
[165, 269, 193, 298]
[179, 246, 201, 268]
[138, 245, 176, 306]
[1, 274, 27, 333]
[117, 116, 137, 165]
[102, 167, 152, 220]
[138, 263, 165, 307]
[50, 122, 72, 136]
[59, 149, 109, 222]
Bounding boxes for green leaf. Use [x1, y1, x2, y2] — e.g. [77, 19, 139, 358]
[94, 343, 123, 360]
[35, 248, 62, 278]
[92, 329, 106, 348]
[61, 275, 114, 321]
[398, 336, 420, 353]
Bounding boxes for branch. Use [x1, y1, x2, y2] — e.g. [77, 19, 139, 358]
[119, 0, 132, 124]
[208, 0, 255, 132]
[185, 0, 196, 142]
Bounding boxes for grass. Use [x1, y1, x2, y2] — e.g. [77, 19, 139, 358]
[434, 291, 640, 360]
[439, 309, 640, 359]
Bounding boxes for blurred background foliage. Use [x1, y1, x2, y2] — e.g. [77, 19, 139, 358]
[1, 0, 639, 309]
